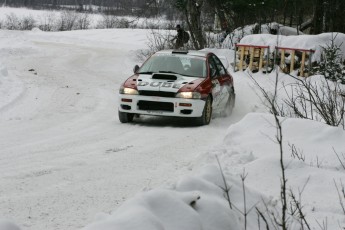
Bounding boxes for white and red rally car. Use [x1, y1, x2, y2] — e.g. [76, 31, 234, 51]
[118, 50, 235, 125]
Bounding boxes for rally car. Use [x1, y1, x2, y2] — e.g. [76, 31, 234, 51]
[118, 50, 235, 125]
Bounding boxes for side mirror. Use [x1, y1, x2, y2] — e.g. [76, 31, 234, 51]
[133, 65, 140, 73]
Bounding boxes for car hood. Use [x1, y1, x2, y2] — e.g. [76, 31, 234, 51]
[136, 73, 202, 93]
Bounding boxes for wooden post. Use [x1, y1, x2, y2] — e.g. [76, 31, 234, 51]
[300, 51, 306, 77]
[266, 47, 270, 74]
[249, 47, 254, 71]
[290, 50, 295, 73]
[280, 49, 285, 71]
[234, 45, 237, 72]
[259, 48, 264, 71]
[239, 46, 244, 71]
[308, 50, 313, 77]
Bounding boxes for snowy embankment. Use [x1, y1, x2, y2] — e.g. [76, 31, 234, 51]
[82, 112, 345, 230]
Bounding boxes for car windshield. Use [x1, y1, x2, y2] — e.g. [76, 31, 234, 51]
[138, 54, 207, 78]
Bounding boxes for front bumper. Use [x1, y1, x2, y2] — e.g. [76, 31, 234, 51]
[118, 94, 205, 117]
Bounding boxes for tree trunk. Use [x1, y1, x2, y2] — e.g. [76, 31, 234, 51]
[185, 0, 205, 50]
[311, 0, 324, 34]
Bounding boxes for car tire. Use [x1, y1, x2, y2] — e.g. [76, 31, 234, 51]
[119, 110, 134, 123]
[222, 89, 235, 117]
[195, 96, 212, 126]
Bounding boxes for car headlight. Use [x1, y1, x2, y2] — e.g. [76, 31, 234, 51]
[176, 92, 201, 99]
[119, 86, 139, 95]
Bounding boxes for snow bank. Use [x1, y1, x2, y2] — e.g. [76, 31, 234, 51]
[82, 166, 239, 230]
[238, 33, 345, 62]
[220, 113, 345, 229]
[222, 22, 303, 49]
[83, 113, 345, 230]
[83, 163, 269, 230]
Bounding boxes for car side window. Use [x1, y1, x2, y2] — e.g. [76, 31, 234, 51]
[211, 55, 226, 75]
[208, 57, 218, 78]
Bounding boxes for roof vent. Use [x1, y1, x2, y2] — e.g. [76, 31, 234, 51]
[172, 50, 188, 54]
[152, 74, 177, 80]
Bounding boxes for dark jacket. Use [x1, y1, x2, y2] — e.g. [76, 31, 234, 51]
[175, 28, 185, 49]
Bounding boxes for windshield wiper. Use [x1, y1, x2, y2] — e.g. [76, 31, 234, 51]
[138, 71, 154, 74]
[159, 71, 179, 74]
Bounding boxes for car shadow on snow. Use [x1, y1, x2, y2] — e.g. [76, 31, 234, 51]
[128, 115, 200, 128]
[119, 114, 231, 128]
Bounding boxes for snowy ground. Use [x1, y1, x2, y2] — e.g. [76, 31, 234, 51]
[0, 28, 263, 229]
[1, 23, 345, 230]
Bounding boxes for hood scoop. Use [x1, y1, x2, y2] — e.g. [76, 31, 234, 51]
[152, 73, 177, 80]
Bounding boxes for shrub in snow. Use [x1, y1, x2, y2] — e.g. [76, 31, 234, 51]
[312, 37, 345, 84]
[136, 29, 175, 61]
[75, 13, 91, 30]
[57, 11, 78, 31]
[19, 15, 36, 30]
[255, 74, 345, 129]
[96, 14, 131, 29]
[114, 18, 130, 28]
[37, 12, 57, 31]
[3, 13, 36, 30]
[95, 14, 118, 29]
[4, 13, 20, 30]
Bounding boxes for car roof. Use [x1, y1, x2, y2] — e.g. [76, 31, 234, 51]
[155, 50, 210, 58]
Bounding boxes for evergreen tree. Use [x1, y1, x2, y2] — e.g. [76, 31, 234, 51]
[312, 36, 345, 84]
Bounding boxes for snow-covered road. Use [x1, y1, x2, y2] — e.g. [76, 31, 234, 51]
[0, 29, 259, 229]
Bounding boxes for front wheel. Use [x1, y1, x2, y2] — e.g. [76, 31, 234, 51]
[195, 96, 212, 126]
[118, 110, 134, 123]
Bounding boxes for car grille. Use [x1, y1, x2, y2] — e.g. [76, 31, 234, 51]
[138, 101, 174, 112]
[139, 90, 176, 98]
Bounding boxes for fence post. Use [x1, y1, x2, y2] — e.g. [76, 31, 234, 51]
[300, 51, 306, 77]
[249, 47, 254, 71]
[259, 48, 264, 71]
[239, 46, 244, 71]
[280, 49, 285, 71]
[234, 44, 237, 72]
[290, 50, 295, 73]
[266, 47, 270, 73]
[309, 50, 313, 77]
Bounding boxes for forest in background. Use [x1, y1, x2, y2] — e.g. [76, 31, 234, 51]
[1, 0, 344, 34]
[1, 0, 345, 50]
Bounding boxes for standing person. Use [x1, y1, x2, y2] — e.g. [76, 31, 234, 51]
[171, 24, 189, 49]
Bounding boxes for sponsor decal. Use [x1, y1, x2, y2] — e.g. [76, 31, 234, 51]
[138, 81, 149, 86]
[138, 81, 181, 89]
